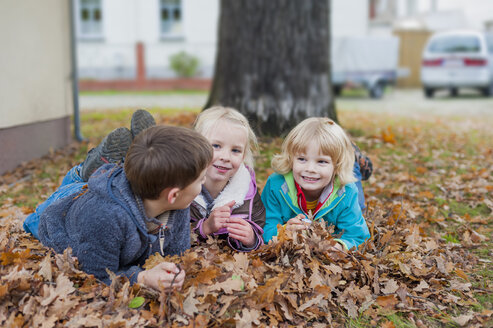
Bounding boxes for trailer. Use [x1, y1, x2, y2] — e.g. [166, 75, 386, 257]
[331, 36, 405, 98]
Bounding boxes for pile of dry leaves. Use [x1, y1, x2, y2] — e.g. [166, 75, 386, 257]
[0, 111, 491, 327]
[0, 198, 488, 327]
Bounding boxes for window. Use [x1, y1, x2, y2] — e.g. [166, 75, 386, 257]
[369, 0, 397, 22]
[78, 0, 103, 39]
[428, 36, 481, 54]
[160, 0, 183, 38]
[406, 0, 417, 17]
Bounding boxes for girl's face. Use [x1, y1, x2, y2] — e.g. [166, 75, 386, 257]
[292, 142, 334, 201]
[204, 122, 247, 191]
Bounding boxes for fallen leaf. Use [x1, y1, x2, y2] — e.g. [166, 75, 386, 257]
[381, 279, 399, 294]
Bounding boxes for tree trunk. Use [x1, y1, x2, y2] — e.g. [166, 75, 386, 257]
[205, 0, 336, 136]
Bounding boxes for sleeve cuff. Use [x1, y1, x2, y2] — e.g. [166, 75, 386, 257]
[334, 239, 349, 251]
[194, 217, 208, 239]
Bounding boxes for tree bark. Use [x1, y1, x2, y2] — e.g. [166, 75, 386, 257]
[205, 0, 337, 136]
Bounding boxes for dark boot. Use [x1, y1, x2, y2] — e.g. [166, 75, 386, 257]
[80, 127, 132, 181]
[130, 109, 156, 139]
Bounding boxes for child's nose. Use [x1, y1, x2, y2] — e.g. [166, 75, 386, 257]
[219, 149, 230, 161]
[306, 161, 316, 171]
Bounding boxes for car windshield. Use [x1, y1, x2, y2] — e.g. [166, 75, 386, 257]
[428, 35, 481, 53]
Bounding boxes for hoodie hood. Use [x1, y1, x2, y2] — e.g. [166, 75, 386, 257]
[194, 164, 257, 211]
[88, 164, 148, 235]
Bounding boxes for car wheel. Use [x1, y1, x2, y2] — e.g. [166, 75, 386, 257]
[450, 88, 458, 97]
[424, 87, 434, 98]
[333, 85, 342, 97]
[369, 82, 384, 99]
[481, 82, 493, 97]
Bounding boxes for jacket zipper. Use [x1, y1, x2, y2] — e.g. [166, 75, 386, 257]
[158, 225, 168, 255]
[279, 190, 346, 221]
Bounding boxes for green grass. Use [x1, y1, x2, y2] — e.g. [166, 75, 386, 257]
[443, 234, 461, 244]
[345, 316, 373, 328]
[448, 200, 491, 217]
[385, 313, 417, 328]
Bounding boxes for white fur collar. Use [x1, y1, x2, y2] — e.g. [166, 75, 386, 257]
[194, 164, 251, 210]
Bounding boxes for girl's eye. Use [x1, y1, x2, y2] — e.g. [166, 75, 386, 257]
[318, 160, 328, 164]
[211, 144, 220, 149]
[232, 148, 243, 154]
[297, 157, 306, 162]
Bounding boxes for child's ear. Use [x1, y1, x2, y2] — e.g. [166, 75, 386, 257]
[166, 187, 181, 204]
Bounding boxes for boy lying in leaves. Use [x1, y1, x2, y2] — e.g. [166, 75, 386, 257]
[35, 123, 212, 291]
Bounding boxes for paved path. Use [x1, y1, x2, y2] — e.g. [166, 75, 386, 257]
[80, 89, 493, 117]
[336, 88, 493, 118]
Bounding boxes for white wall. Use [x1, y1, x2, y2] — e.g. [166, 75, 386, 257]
[145, 0, 219, 78]
[409, 0, 493, 30]
[77, 0, 138, 79]
[0, 1, 72, 128]
[77, 0, 370, 79]
[77, 0, 219, 79]
[331, 0, 368, 37]
[431, 0, 493, 30]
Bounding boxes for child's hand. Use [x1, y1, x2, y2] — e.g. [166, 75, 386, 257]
[286, 214, 310, 231]
[226, 217, 256, 247]
[138, 262, 185, 291]
[203, 200, 236, 235]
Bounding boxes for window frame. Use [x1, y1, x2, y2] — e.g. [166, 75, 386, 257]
[75, 0, 105, 41]
[159, 0, 184, 40]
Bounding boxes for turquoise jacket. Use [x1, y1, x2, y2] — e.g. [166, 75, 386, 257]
[261, 172, 370, 250]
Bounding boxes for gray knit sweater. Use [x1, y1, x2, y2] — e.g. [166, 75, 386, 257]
[38, 164, 190, 285]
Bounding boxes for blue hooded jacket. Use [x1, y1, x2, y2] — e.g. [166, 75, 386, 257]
[38, 164, 190, 285]
[261, 172, 370, 250]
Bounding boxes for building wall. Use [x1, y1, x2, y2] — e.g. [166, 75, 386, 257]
[415, 0, 493, 30]
[332, 0, 368, 37]
[77, 0, 219, 79]
[77, 0, 367, 80]
[0, 1, 73, 174]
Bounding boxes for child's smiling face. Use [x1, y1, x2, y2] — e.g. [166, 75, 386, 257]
[204, 122, 247, 192]
[292, 142, 335, 201]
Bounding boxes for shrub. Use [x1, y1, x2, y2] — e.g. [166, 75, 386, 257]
[169, 51, 200, 78]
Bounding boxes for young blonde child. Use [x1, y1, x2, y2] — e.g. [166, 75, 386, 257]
[190, 106, 265, 251]
[261, 117, 370, 250]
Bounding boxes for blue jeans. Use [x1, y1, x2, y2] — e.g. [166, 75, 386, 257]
[353, 160, 366, 211]
[23, 164, 86, 240]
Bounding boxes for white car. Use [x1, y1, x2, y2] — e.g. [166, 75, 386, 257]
[421, 30, 493, 98]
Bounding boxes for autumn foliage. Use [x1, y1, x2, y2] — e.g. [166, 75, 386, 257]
[0, 110, 491, 327]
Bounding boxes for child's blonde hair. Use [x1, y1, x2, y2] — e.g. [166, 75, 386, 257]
[193, 106, 258, 168]
[271, 117, 356, 185]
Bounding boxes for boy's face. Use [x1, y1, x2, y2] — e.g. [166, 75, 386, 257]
[171, 169, 207, 210]
[292, 142, 334, 202]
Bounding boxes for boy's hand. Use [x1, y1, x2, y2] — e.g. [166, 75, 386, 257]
[286, 214, 310, 231]
[226, 217, 256, 247]
[202, 200, 235, 235]
[138, 262, 185, 291]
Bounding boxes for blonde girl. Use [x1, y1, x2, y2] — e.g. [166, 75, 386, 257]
[191, 106, 265, 251]
[261, 117, 370, 250]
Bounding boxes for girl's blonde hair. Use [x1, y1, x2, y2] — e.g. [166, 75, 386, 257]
[193, 106, 258, 168]
[271, 117, 356, 185]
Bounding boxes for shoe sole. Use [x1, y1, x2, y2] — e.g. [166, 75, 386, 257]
[81, 127, 132, 180]
[131, 109, 156, 138]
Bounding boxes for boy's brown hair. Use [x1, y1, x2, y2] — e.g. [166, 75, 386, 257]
[125, 125, 213, 200]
